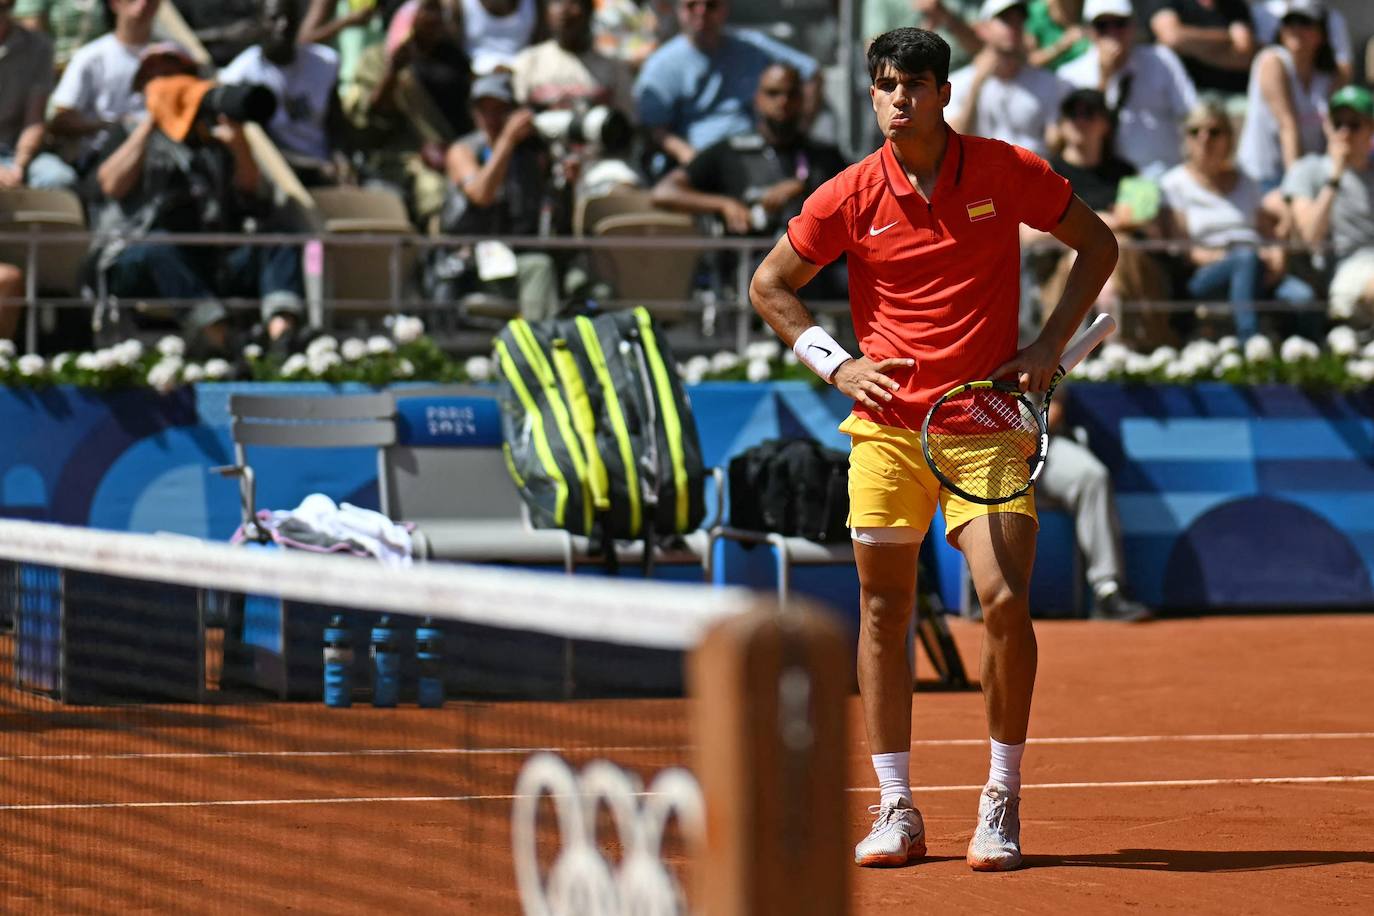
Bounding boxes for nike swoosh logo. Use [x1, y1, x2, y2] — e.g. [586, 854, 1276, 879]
[808, 343, 832, 357]
[869, 221, 899, 236]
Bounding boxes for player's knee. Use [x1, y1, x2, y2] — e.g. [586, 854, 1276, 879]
[860, 590, 914, 637]
[979, 583, 1031, 636]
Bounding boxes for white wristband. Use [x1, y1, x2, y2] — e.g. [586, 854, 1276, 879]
[793, 325, 854, 383]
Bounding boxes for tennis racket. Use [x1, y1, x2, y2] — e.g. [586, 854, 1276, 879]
[920, 313, 1116, 506]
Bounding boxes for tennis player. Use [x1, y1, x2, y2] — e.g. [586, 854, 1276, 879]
[748, 26, 1118, 871]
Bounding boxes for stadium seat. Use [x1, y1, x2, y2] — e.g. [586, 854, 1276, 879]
[309, 187, 419, 324]
[0, 187, 87, 297]
[380, 387, 578, 572]
[590, 211, 701, 318]
[574, 188, 658, 237]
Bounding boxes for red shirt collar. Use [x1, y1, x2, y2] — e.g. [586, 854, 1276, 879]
[880, 126, 965, 198]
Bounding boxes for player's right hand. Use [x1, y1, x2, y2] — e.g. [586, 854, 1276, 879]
[832, 357, 914, 411]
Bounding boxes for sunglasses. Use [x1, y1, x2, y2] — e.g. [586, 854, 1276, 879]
[1186, 125, 1228, 139]
[1332, 116, 1367, 132]
[682, 0, 720, 9]
[1092, 16, 1131, 33]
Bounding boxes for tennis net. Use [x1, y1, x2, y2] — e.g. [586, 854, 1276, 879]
[0, 519, 847, 914]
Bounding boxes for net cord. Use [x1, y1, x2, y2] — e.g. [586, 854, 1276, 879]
[0, 519, 755, 650]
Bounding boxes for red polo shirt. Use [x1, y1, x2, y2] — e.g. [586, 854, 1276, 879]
[787, 129, 1072, 432]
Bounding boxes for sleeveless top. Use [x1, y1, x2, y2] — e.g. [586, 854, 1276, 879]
[1237, 45, 1331, 187]
[462, 0, 538, 75]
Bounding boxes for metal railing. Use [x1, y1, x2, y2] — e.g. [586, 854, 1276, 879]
[0, 228, 1344, 356]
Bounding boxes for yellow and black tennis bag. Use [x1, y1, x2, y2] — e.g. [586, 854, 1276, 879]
[494, 306, 706, 548]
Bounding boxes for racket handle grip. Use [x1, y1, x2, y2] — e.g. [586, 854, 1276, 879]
[1058, 313, 1117, 375]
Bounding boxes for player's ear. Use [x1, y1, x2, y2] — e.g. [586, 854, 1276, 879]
[939, 80, 952, 109]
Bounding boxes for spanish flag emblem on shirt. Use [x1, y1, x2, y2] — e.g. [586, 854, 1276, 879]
[966, 199, 997, 222]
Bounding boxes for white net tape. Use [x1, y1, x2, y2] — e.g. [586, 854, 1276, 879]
[0, 519, 757, 650]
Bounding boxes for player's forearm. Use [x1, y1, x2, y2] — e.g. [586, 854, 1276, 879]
[749, 265, 819, 348]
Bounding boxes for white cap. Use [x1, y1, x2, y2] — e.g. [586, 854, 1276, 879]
[1083, 0, 1133, 22]
[1278, 0, 1325, 19]
[979, 0, 1027, 21]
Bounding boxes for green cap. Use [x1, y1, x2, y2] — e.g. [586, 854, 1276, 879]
[1329, 85, 1374, 119]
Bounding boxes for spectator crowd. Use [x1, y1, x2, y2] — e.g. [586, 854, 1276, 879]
[0, 0, 1372, 358]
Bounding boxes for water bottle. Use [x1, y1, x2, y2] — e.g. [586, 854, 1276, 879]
[415, 617, 445, 709]
[322, 616, 353, 708]
[370, 615, 400, 708]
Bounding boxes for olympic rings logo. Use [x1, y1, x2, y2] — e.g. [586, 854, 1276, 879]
[512, 752, 705, 916]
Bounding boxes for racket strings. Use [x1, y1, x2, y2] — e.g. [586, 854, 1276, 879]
[926, 389, 1043, 502]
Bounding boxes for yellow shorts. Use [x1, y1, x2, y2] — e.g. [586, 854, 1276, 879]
[841, 415, 1037, 547]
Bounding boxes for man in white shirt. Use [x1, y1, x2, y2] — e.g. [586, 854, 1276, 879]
[220, 0, 342, 184]
[1059, 0, 1198, 177]
[510, 0, 635, 116]
[47, 0, 161, 170]
[948, 0, 1069, 157]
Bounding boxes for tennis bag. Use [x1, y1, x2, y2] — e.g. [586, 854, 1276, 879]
[495, 306, 706, 545]
[728, 438, 850, 542]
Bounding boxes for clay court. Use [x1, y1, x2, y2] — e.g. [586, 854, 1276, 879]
[2, 613, 1371, 914]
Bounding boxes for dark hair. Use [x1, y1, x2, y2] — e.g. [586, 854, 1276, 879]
[1059, 88, 1109, 119]
[1280, 11, 1337, 75]
[866, 27, 951, 86]
[760, 61, 802, 84]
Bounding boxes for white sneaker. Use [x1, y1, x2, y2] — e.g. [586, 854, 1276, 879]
[854, 797, 926, 867]
[966, 782, 1022, 871]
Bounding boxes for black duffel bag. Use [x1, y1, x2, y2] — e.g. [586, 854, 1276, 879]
[728, 438, 850, 542]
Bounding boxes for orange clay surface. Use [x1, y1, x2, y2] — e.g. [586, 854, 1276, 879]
[1, 615, 1372, 914]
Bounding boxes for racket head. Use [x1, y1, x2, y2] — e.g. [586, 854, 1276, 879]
[920, 380, 1049, 506]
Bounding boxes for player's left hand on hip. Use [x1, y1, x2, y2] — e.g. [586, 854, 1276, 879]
[991, 340, 1059, 393]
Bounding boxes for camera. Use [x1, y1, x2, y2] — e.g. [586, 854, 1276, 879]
[199, 84, 277, 126]
[533, 106, 632, 151]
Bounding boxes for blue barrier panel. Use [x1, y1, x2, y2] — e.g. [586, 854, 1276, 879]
[1069, 383, 1374, 609]
[5, 381, 1373, 611]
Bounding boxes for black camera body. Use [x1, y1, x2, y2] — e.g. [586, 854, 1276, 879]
[199, 84, 278, 126]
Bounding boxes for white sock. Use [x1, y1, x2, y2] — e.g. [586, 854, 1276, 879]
[988, 738, 1025, 796]
[871, 751, 911, 806]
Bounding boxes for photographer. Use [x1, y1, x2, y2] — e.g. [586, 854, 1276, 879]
[87, 72, 304, 323]
[439, 72, 559, 321]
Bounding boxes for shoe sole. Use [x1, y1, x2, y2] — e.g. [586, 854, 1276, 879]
[966, 842, 1022, 872]
[855, 837, 927, 867]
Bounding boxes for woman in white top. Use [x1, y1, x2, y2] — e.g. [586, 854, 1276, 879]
[1236, 0, 1340, 192]
[1162, 99, 1314, 338]
[463, 0, 540, 74]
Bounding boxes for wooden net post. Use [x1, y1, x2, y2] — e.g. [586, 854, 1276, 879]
[690, 602, 848, 916]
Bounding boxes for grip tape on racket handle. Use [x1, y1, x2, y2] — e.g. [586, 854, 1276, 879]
[1058, 313, 1117, 375]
